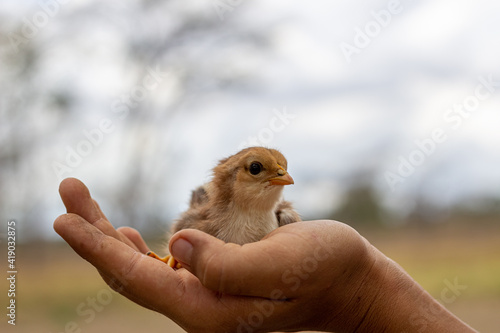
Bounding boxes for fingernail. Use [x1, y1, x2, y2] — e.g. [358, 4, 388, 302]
[171, 238, 193, 266]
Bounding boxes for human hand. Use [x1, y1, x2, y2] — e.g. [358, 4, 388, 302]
[54, 178, 476, 333]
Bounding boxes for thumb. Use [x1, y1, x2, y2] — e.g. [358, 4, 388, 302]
[169, 229, 287, 298]
[168, 229, 223, 270]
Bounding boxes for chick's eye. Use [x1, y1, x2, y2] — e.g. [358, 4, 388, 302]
[249, 162, 262, 175]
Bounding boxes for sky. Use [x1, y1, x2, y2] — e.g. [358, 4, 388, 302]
[1, 0, 499, 240]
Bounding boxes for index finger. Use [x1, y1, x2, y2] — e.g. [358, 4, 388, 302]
[58, 177, 135, 247]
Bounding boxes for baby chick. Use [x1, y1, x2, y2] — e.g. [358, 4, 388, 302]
[147, 147, 301, 267]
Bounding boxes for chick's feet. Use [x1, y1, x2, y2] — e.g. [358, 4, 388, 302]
[146, 251, 182, 269]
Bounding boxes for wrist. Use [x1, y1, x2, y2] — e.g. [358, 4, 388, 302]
[351, 246, 477, 333]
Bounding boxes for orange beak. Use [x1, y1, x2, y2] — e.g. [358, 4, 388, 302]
[268, 164, 294, 186]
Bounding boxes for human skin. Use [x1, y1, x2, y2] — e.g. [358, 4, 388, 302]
[53, 178, 477, 333]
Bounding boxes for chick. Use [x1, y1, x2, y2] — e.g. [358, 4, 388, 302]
[147, 147, 301, 267]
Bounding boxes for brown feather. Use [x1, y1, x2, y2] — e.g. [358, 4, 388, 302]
[170, 147, 301, 245]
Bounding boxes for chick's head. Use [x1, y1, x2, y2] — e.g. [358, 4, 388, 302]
[212, 147, 294, 211]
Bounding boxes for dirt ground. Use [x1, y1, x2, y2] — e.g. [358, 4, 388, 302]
[3, 224, 499, 333]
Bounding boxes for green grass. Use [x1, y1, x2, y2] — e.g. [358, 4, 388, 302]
[368, 225, 500, 298]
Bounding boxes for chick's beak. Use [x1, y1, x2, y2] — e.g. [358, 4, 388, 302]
[268, 165, 294, 186]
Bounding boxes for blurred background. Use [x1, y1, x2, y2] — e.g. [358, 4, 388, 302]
[1, 0, 499, 332]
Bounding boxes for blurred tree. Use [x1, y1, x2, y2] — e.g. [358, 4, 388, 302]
[332, 182, 385, 228]
[406, 195, 449, 225]
[0, 0, 274, 239]
[447, 197, 500, 225]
